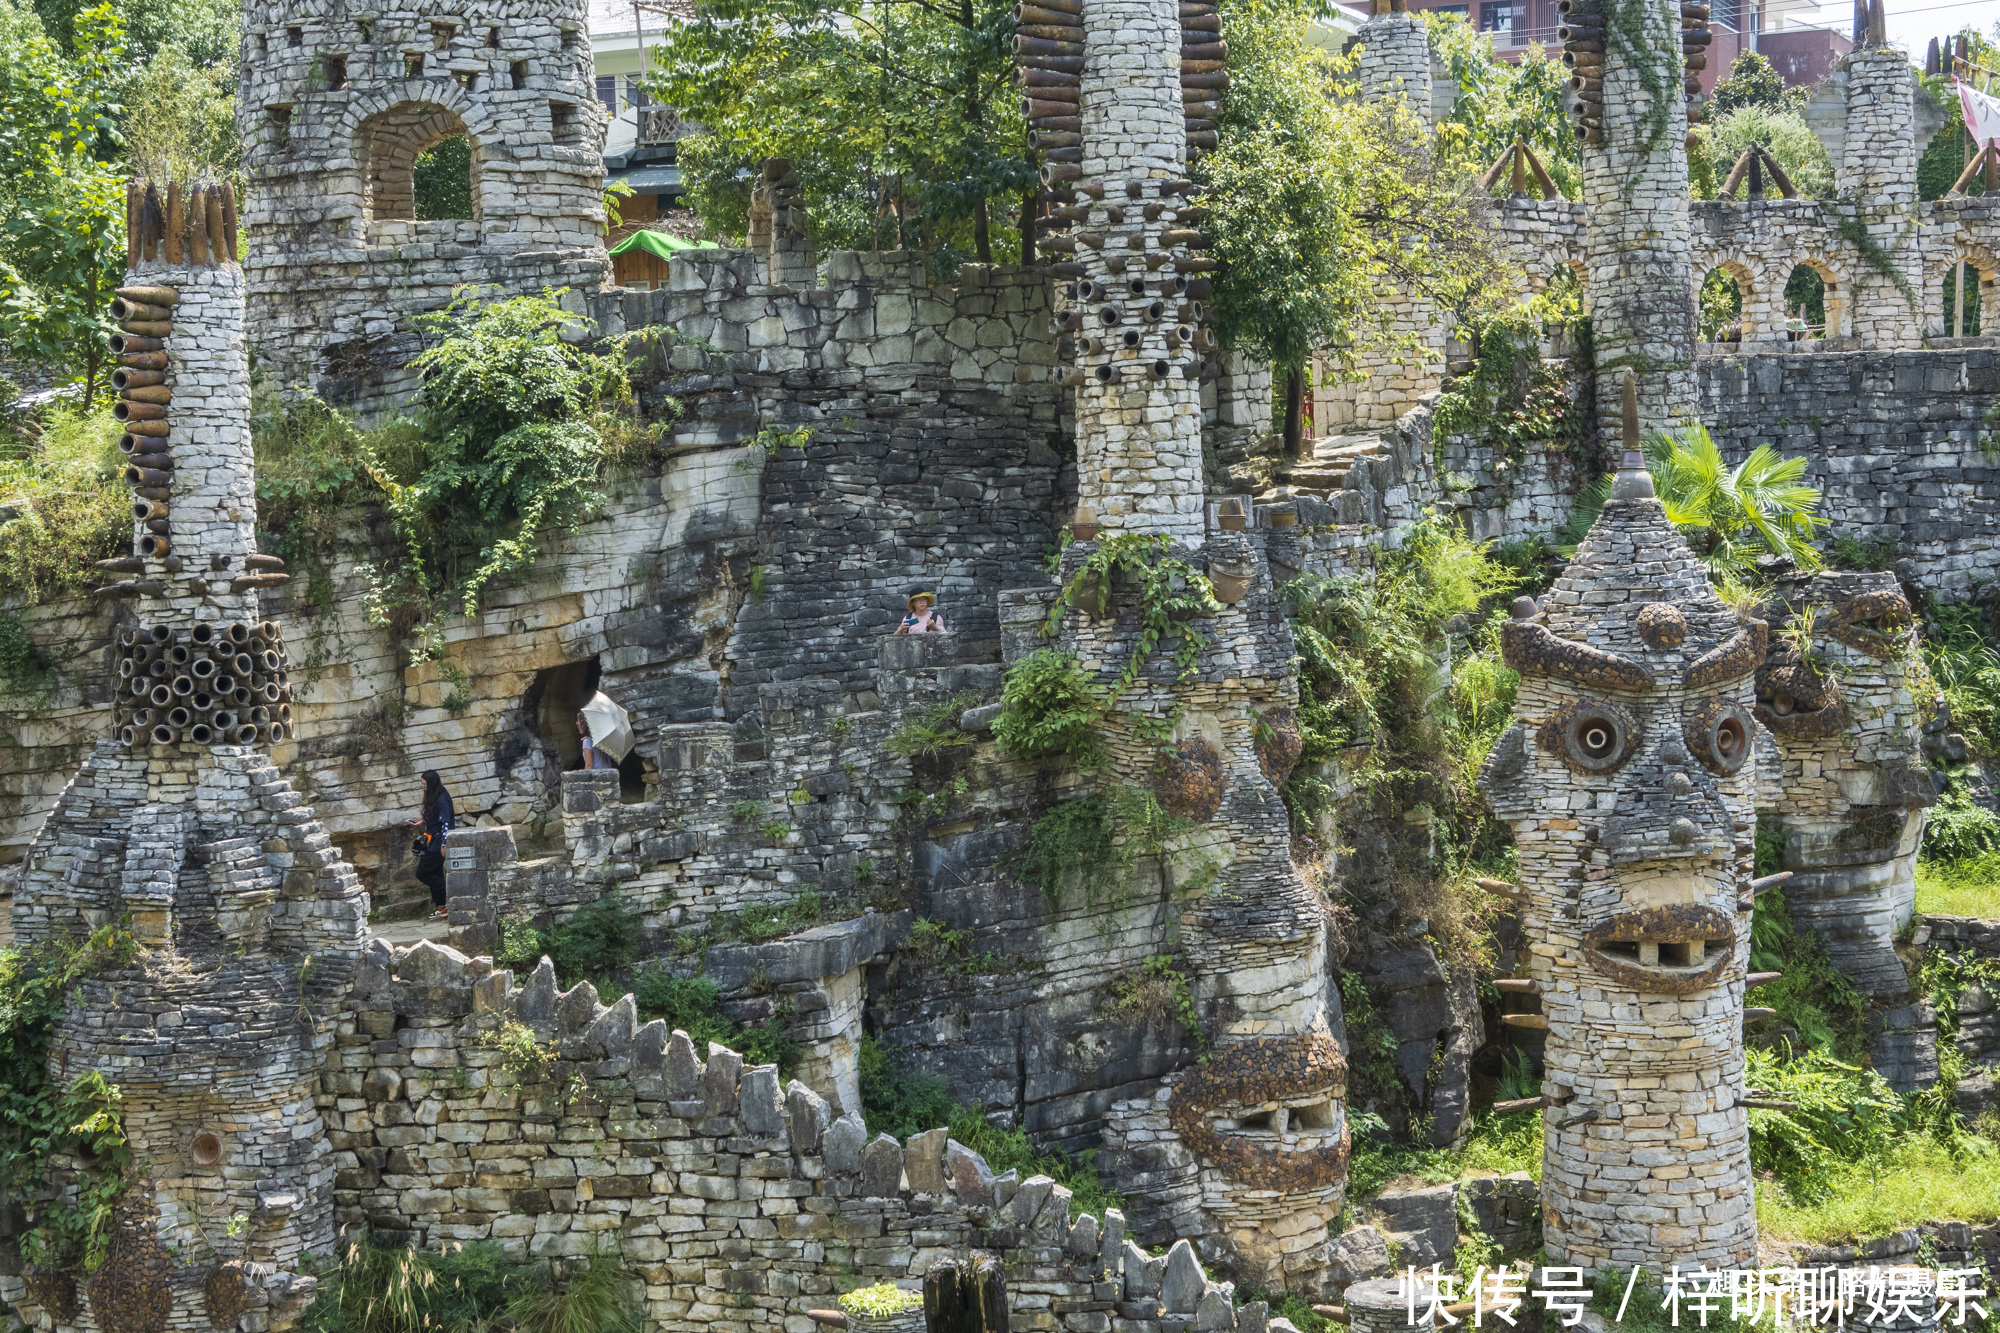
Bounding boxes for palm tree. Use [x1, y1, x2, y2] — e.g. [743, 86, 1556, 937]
[1642, 424, 1825, 576]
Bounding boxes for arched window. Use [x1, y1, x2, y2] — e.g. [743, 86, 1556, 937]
[1783, 261, 1839, 341]
[356, 101, 481, 223]
[1698, 263, 1753, 342]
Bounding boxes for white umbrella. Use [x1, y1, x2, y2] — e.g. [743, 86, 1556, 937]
[581, 691, 635, 763]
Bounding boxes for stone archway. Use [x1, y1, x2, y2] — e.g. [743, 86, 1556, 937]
[1930, 243, 2000, 339]
[1783, 257, 1845, 340]
[354, 101, 483, 223]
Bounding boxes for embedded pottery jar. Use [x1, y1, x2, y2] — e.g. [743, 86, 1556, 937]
[1072, 504, 1100, 542]
[1218, 496, 1248, 531]
[1208, 552, 1256, 605]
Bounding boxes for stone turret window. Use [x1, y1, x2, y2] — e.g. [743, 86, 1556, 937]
[404, 52, 424, 78]
[265, 105, 293, 150]
[286, 25, 302, 45]
[318, 54, 348, 91]
[550, 101, 580, 146]
[356, 102, 481, 225]
[511, 60, 528, 89]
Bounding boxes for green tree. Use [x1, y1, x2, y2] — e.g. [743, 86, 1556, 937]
[1426, 13, 1581, 200]
[1709, 51, 1806, 116]
[1691, 104, 1833, 199]
[649, 0, 1031, 267]
[1199, 0, 1502, 455]
[121, 39, 240, 189]
[0, 1, 127, 406]
[414, 134, 473, 220]
[1645, 425, 1825, 574]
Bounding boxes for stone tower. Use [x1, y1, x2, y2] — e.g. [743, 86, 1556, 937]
[1568, 0, 1699, 435]
[1480, 386, 1761, 1272]
[235, 0, 611, 413]
[7, 180, 367, 1332]
[1020, 0, 1351, 1292]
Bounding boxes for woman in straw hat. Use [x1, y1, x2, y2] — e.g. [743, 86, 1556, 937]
[895, 589, 947, 634]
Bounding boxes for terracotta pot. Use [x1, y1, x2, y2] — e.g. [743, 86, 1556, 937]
[1270, 510, 1297, 527]
[1072, 504, 1100, 542]
[1218, 497, 1247, 531]
[1211, 572, 1250, 603]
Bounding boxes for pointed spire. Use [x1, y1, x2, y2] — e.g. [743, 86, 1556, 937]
[1612, 368, 1655, 500]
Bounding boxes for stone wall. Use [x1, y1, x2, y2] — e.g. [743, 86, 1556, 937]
[1913, 914, 2000, 1124]
[1694, 347, 2000, 602]
[320, 936, 1288, 1333]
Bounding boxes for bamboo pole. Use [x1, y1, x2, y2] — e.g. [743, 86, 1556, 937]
[142, 183, 162, 262]
[1521, 142, 1563, 199]
[1719, 146, 1756, 198]
[1755, 144, 1799, 199]
[205, 186, 227, 264]
[188, 186, 210, 266]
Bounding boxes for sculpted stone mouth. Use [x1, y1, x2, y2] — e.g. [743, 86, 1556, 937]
[1583, 904, 1736, 994]
[1166, 1034, 1351, 1191]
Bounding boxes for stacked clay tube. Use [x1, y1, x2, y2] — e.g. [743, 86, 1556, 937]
[1039, 184, 1221, 387]
[1681, 1, 1710, 120]
[113, 621, 295, 748]
[1179, 0, 1227, 153]
[1016, 0, 1084, 165]
[108, 282, 179, 574]
[1558, 0, 1604, 142]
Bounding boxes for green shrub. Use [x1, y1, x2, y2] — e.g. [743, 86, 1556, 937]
[1015, 794, 1115, 907]
[1743, 1046, 1908, 1203]
[992, 649, 1107, 768]
[0, 608, 50, 697]
[1921, 769, 2000, 862]
[1748, 888, 1871, 1060]
[0, 403, 129, 603]
[507, 1249, 642, 1333]
[1923, 603, 2000, 759]
[300, 1237, 515, 1333]
[885, 691, 982, 761]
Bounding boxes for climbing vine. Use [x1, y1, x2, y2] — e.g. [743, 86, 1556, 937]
[1044, 533, 1221, 703]
[1835, 216, 1920, 314]
[0, 921, 140, 1274]
[1601, 0, 1680, 156]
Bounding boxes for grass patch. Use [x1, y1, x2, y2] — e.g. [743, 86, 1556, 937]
[884, 690, 981, 762]
[1916, 854, 2000, 917]
[1345, 1105, 1544, 1199]
[1756, 1136, 2000, 1243]
[0, 403, 129, 603]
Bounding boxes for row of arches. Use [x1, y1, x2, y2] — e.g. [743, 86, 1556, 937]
[1693, 248, 2000, 342]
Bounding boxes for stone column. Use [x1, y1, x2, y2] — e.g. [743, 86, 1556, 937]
[1579, 0, 1698, 435]
[1829, 46, 1926, 347]
[1061, 0, 1207, 544]
[1356, 13, 1433, 126]
[5, 178, 367, 1331]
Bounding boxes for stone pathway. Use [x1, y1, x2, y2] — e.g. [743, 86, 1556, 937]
[369, 915, 449, 948]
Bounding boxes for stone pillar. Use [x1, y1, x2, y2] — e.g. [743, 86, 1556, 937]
[1356, 13, 1433, 128]
[1578, 0, 1698, 435]
[1833, 47, 1919, 205]
[4, 176, 367, 1332]
[1480, 450, 1760, 1273]
[748, 158, 819, 288]
[1343, 15, 1447, 433]
[1061, 0, 1207, 544]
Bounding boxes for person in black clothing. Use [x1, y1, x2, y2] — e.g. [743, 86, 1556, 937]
[406, 770, 455, 918]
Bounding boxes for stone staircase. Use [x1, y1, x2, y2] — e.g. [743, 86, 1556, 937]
[1256, 429, 1399, 506]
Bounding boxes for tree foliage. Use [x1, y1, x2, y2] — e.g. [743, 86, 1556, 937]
[0, 1, 128, 404]
[649, 0, 1031, 265]
[361, 288, 666, 647]
[1644, 424, 1825, 573]
[1426, 13, 1581, 201]
[1691, 104, 1833, 200]
[1708, 50, 1806, 117]
[1199, 0, 1503, 445]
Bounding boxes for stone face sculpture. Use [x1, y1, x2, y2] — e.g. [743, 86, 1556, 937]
[1753, 571, 1937, 997]
[1481, 423, 1761, 1272]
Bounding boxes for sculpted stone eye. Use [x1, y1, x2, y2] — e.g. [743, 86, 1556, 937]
[1540, 698, 1640, 773]
[1686, 698, 1754, 775]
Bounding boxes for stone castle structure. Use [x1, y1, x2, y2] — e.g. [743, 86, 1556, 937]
[1482, 391, 1762, 1270]
[235, 0, 611, 412]
[14, 0, 2000, 1317]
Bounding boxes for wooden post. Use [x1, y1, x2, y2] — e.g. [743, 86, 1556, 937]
[1510, 139, 1527, 196]
[1520, 142, 1563, 199]
[925, 1257, 1008, 1333]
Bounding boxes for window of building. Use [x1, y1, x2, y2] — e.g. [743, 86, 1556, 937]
[357, 102, 481, 224]
[551, 101, 580, 145]
[286, 26, 302, 45]
[320, 54, 347, 90]
[511, 60, 528, 89]
[1479, 1, 1514, 32]
[266, 105, 293, 149]
[405, 53, 423, 78]
[596, 75, 617, 110]
[625, 76, 650, 109]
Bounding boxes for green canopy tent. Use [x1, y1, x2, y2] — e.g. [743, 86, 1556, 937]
[608, 230, 717, 262]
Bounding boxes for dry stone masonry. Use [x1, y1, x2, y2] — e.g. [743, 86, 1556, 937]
[236, 0, 611, 413]
[1480, 419, 1761, 1273]
[4, 181, 371, 1333]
